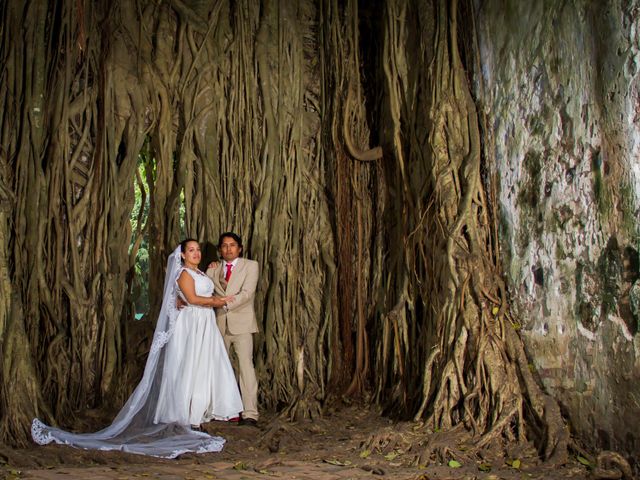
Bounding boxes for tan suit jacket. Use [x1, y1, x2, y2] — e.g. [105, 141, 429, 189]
[206, 257, 259, 335]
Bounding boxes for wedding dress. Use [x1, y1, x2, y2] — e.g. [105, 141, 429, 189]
[31, 245, 243, 458]
[154, 267, 242, 425]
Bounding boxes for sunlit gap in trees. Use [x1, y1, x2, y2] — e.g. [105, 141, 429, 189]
[130, 145, 151, 319]
[129, 139, 188, 321]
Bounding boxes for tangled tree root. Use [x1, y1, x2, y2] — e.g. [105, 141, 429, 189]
[362, 421, 546, 469]
[258, 417, 307, 454]
[363, 424, 416, 456]
[592, 451, 634, 480]
[281, 393, 323, 422]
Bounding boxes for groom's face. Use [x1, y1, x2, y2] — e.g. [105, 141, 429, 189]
[219, 236, 242, 263]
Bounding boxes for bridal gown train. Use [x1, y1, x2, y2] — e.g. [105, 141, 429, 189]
[31, 245, 243, 458]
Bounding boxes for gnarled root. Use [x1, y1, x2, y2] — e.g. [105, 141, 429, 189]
[281, 392, 323, 422]
[592, 451, 634, 480]
[505, 325, 569, 464]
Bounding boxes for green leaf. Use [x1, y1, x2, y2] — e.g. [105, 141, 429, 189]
[360, 449, 371, 459]
[448, 460, 462, 468]
[577, 455, 593, 467]
[511, 459, 521, 469]
[492, 306, 500, 315]
[478, 463, 492, 472]
[384, 451, 398, 461]
[233, 462, 248, 470]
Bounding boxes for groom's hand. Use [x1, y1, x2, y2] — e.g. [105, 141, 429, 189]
[176, 297, 186, 310]
[211, 296, 227, 308]
[208, 261, 219, 270]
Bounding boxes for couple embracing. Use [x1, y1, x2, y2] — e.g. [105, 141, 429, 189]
[32, 232, 260, 458]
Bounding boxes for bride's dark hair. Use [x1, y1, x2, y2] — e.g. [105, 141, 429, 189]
[179, 238, 199, 263]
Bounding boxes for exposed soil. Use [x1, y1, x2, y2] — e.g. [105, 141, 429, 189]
[0, 405, 592, 479]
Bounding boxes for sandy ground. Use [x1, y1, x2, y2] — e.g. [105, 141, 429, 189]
[0, 406, 592, 480]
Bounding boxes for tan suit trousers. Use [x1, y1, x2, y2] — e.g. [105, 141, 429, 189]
[223, 329, 259, 420]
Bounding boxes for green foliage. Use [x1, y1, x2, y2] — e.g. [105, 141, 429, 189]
[130, 153, 151, 316]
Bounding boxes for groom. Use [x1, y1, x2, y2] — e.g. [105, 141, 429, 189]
[207, 232, 260, 426]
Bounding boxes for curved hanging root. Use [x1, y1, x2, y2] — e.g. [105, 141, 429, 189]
[342, 85, 383, 162]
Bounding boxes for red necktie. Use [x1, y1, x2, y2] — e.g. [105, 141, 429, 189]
[225, 263, 233, 282]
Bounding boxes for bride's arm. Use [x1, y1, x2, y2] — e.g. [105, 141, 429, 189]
[177, 271, 226, 308]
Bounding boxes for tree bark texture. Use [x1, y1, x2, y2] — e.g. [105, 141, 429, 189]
[0, 0, 566, 459]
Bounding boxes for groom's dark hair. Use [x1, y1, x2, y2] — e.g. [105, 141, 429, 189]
[217, 232, 243, 249]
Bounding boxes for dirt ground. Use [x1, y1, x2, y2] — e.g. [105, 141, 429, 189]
[0, 405, 593, 480]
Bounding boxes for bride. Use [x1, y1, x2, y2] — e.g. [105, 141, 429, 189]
[32, 239, 243, 458]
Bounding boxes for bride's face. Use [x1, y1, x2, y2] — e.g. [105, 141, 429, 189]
[181, 241, 201, 267]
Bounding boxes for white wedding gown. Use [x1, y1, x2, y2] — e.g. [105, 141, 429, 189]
[31, 246, 243, 458]
[154, 267, 242, 425]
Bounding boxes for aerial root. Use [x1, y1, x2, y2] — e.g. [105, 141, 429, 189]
[363, 425, 414, 455]
[258, 417, 302, 454]
[282, 393, 323, 422]
[472, 404, 519, 451]
[539, 394, 569, 465]
[591, 451, 633, 480]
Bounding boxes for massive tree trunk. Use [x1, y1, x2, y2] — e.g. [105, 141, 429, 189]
[0, 0, 571, 463]
[0, 0, 156, 440]
[363, 0, 568, 462]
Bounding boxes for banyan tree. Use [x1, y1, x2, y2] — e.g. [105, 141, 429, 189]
[1, 0, 637, 474]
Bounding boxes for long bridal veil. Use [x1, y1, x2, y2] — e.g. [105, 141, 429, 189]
[31, 245, 226, 458]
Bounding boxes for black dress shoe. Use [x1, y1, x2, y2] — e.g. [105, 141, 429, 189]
[239, 418, 258, 427]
